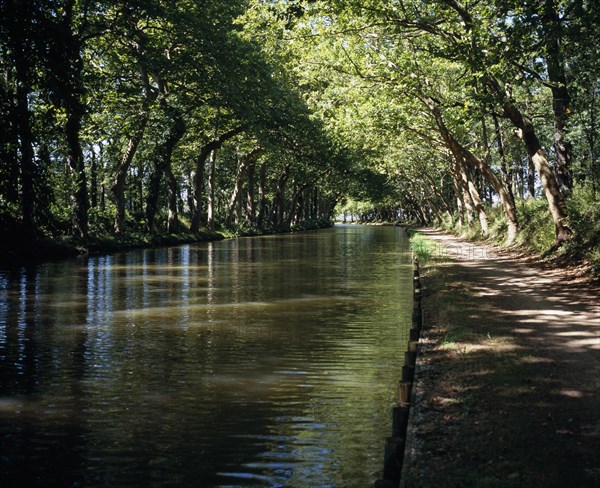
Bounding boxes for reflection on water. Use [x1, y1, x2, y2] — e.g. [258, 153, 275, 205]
[0, 225, 412, 487]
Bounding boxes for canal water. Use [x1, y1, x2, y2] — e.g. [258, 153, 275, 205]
[0, 225, 412, 487]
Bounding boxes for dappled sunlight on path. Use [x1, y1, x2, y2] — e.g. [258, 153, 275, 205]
[406, 229, 600, 488]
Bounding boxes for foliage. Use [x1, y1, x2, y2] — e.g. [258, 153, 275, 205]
[0, 0, 598, 266]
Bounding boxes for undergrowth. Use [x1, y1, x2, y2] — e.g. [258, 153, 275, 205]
[434, 184, 600, 278]
[408, 228, 440, 264]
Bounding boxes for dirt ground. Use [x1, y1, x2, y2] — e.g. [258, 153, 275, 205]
[402, 229, 600, 488]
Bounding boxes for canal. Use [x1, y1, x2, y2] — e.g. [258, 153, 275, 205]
[0, 225, 413, 487]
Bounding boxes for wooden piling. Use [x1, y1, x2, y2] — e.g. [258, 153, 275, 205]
[383, 436, 405, 483]
[404, 351, 417, 367]
[412, 310, 422, 330]
[376, 246, 425, 487]
[409, 328, 420, 342]
[402, 365, 415, 383]
[398, 382, 412, 407]
[392, 405, 410, 435]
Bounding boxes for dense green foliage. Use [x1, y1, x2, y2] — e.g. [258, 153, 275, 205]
[1, 0, 598, 264]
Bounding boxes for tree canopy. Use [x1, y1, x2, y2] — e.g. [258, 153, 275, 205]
[1, 0, 598, 256]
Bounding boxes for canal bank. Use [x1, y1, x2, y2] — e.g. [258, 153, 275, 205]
[401, 229, 600, 488]
[0, 219, 334, 267]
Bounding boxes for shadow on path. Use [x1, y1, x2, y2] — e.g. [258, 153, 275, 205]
[406, 229, 600, 488]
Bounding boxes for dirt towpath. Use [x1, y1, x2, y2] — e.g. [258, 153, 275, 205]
[403, 229, 600, 488]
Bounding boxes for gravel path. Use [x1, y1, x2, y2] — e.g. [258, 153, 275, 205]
[403, 229, 600, 488]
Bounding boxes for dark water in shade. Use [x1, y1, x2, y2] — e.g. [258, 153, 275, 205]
[0, 225, 413, 488]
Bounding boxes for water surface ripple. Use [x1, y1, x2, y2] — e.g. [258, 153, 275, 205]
[0, 225, 412, 487]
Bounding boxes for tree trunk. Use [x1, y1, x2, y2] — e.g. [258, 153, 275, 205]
[61, 5, 88, 239]
[189, 146, 210, 232]
[426, 97, 520, 239]
[246, 159, 256, 226]
[486, 76, 571, 245]
[165, 164, 179, 234]
[271, 165, 290, 228]
[65, 100, 88, 239]
[288, 183, 309, 226]
[450, 163, 465, 227]
[206, 148, 217, 231]
[112, 115, 149, 233]
[459, 158, 488, 235]
[226, 152, 247, 227]
[461, 133, 520, 242]
[527, 156, 536, 198]
[491, 116, 520, 242]
[90, 148, 98, 209]
[226, 146, 261, 227]
[542, 0, 573, 194]
[190, 125, 245, 231]
[0, 73, 20, 206]
[492, 115, 517, 203]
[7, 0, 36, 237]
[14, 52, 36, 237]
[145, 111, 185, 234]
[257, 163, 267, 228]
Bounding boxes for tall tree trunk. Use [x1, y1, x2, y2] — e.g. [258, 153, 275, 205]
[90, 148, 98, 209]
[451, 155, 475, 225]
[492, 115, 516, 202]
[145, 112, 185, 234]
[527, 155, 536, 199]
[190, 146, 210, 232]
[491, 115, 520, 242]
[313, 187, 320, 220]
[486, 76, 571, 245]
[449, 160, 465, 227]
[460, 158, 488, 235]
[165, 164, 179, 234]
[111, 61, 158, 233]
[62, 4, 88, 239]
[288, 183, 309, 226]
[65, 101, 88, 239]
[206, 148, 217, 231]
[190, 125, 245, 232]
[7, 0, 36, 237]
[460, 132, 520, 242]
[146, 164, 162, 234]
[226, 151, 247, 227]
[271, 165, 290, 228]
[0, 73, 20, 206]
[112, 115, 149, 233]
[426, 96, 517, 240]
[542, 0, 573, 194]
[257, 163, 267, 228]
[246, 159, 256, 226]
[14, 62, 36, 238]
[586, 85, 597, 195]
[226, 146, 261, 227]
[186, 171, 197, 222]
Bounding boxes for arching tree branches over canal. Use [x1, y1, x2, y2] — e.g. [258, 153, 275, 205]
[1, 0, 599, 262]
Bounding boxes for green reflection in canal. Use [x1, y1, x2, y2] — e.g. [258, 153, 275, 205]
[0, 225, 412, 487]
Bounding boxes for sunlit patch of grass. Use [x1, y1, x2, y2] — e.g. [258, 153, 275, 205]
[409, 231, 438, 264]
[515, 199, 555, 253]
